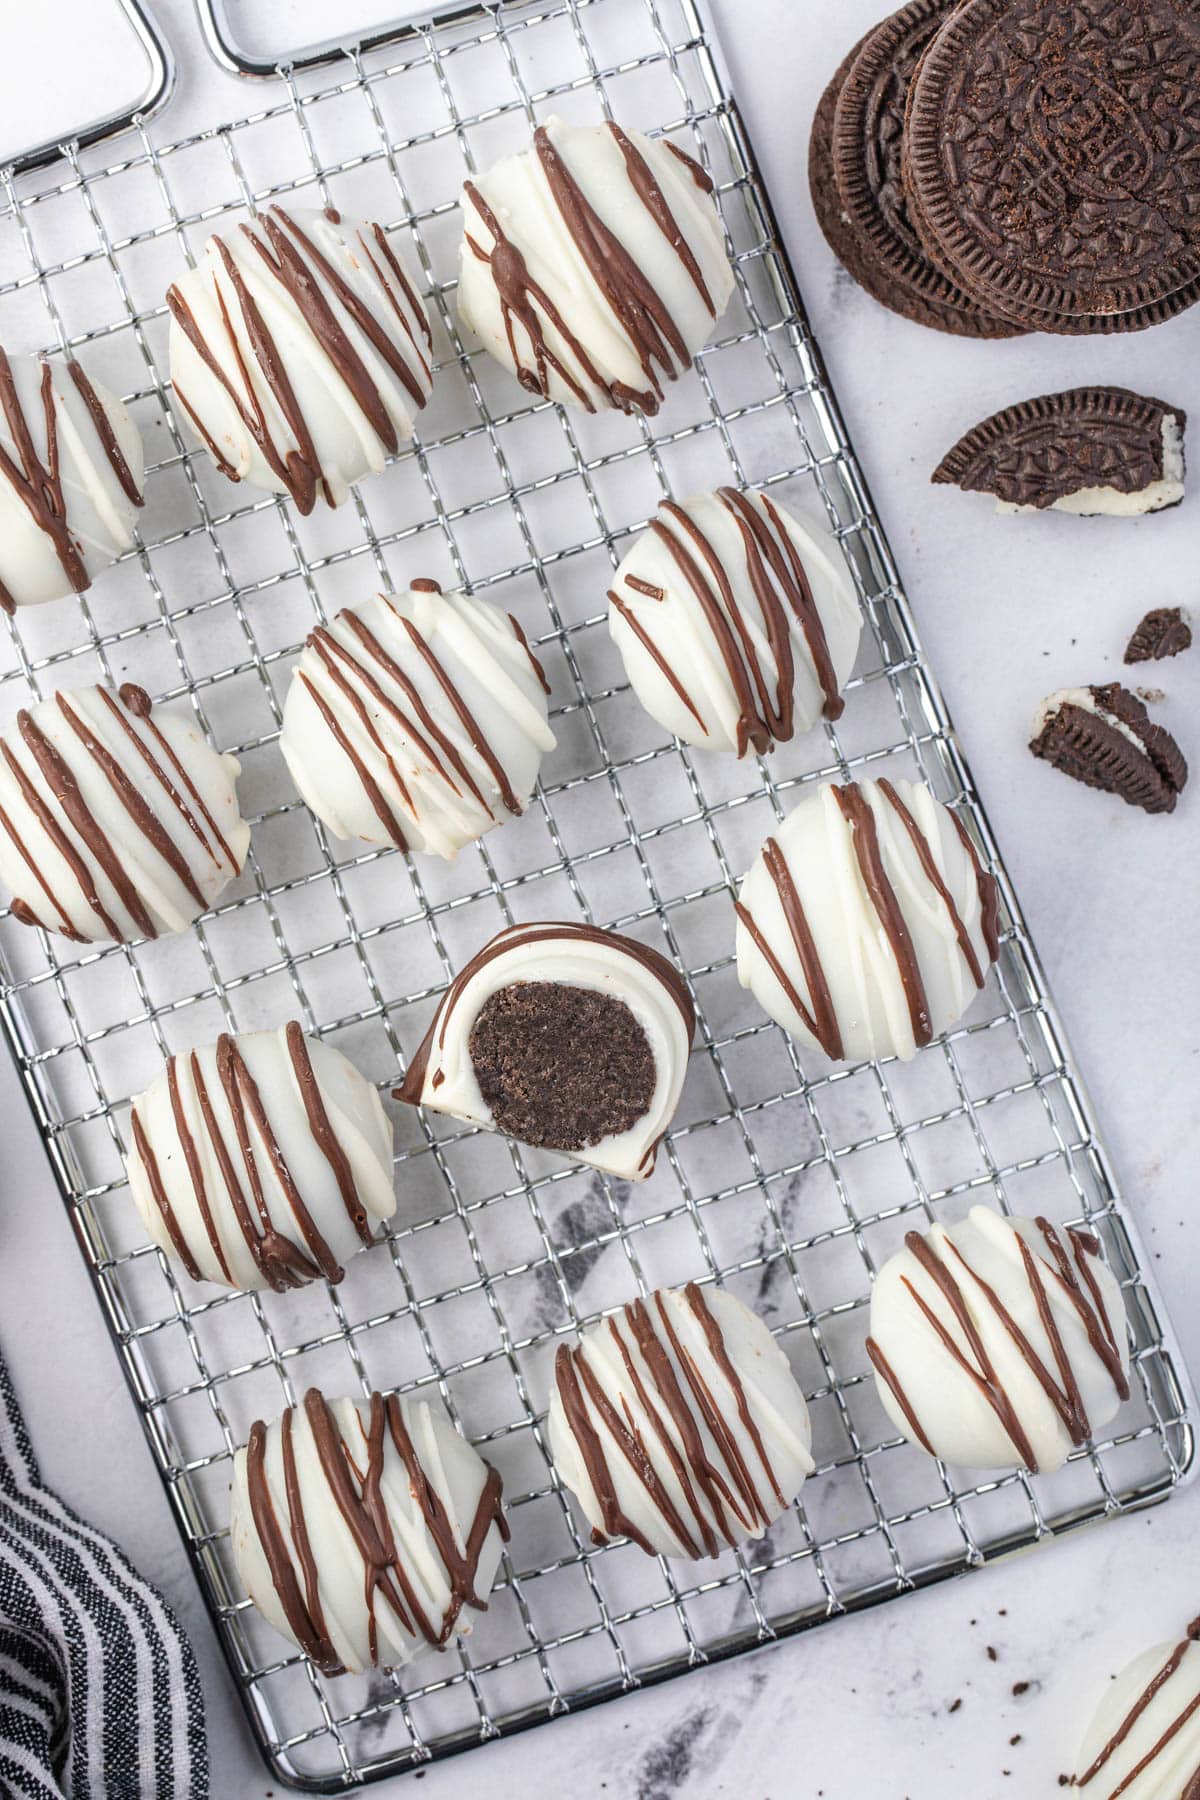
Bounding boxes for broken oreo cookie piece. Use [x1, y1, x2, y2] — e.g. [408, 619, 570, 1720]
[1030, 684, 1187, 815]
[1124, 607, 1193, 665]
[933, 388, 1186, 516]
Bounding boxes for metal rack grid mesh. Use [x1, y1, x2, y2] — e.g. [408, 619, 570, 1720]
[0, 0, 1192, 1787]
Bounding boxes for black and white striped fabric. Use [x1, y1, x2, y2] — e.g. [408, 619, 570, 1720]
[0, 1354, 208, 1798]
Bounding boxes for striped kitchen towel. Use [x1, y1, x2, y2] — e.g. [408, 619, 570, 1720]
[0, 1353, 208, 1798]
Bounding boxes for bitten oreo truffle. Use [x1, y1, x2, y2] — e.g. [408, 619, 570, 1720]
[458, 115, 733, 415]
[0, 683, 248, 944]
[735, 777, 999, 1065]
[125, 1022, 395, 1293]
[867, 1206, 1130, 1473]
[549, 1283, 814, 1559]
[230, 1389, 507, 1673]
[279, 580, 555, 861]
[606, 488, 861, 756]
[933, 389, 1186, 516]
[1125, 606, 1192, 665]
[904, 0, 1200, 329]
[1030, 684, 1188, 815]
[1073, 1616, 1200, 1798]
[168, 206, 433, 513]
[0, 347, 144, 611]
[395, 921, 695, 1181]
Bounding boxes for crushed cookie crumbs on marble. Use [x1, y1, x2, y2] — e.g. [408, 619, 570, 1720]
[986, 1645, 998, 1662]
[948, 1698, 962, 1714]
[1012, 1681, 1031, 1697]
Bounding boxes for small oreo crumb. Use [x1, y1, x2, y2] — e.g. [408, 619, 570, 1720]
[1125, 605, 1192, 664]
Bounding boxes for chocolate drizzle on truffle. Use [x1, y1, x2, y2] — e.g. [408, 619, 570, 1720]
[283, 582, 553, 857]
[737, 781, 997, 1061]
[129, 1023, 378, 1292]
[1076, 1618, 1200, 1794]
[0, 348, 145, 612]
[462, 120, 723, 416]
[611, 487, 845, 756]
[0, 685, 242, 943]
[554, 1284, 789, 1557]
[244, 1389, 506, 1673]
[167, 206, 431, 514]
[866, 1216, 1130, 1473]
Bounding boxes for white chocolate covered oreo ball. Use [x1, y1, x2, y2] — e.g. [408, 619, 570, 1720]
[735, 777, 1000, 1064]
[395, 920, 694, 1181]
[126, 1021, 395, 1293]
[608, 487, 861, 754]
[458, 115, 733, 415]
[167, 206, 433, 513]
[549, 1283, 813, 1559]
[866, 1206, 1130, 1473]
[1073, 1617, 1200, 1799]
[280, 579, 555, 860]
[0, 347, 143, 610]
[231, 1388, 507, 1673]
[0, 683, 248, 944]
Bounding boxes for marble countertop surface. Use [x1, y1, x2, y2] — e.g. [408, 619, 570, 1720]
[1, 0, 1198, 1794]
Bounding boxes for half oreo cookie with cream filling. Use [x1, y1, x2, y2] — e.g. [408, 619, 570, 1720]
[933, 388, 1185, 516]
[549, 1282, 813, 1559]
[607, 488, 861, 756]
[395, 921, 694, 1180]
[126, 1021, 395, 1292]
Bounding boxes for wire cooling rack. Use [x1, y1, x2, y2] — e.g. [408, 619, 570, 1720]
[0, 0, 1193, 1788]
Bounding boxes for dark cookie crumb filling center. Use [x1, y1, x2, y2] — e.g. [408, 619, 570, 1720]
[469, 980, 655, 1152]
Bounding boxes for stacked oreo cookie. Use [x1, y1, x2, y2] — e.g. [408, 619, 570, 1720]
[811, 0, 1200, 337]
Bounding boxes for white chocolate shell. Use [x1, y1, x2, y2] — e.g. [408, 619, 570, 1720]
[867, 1206, 1130, 1472]
[168, 206, 433, 512]
[231, 1390, 506, 1673]
[0, 683, 248, 944]
[279, 582, 555, 860]
[735, 777, 999, 1064]
[549, 1283, 813, 1559]
[608, 488, 860, 754]
[0, 348, 144, 609]
[126, 1022, 395, 1293]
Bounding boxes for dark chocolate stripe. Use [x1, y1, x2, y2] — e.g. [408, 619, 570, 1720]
[534, 125, 685, 409]
[67, 359, 143, 508]
[463, 185, 601, 411]
[834, 784, 932, 1051]
[56, 692, 208, 912]
[877, 777, 985, 988]
[607, 121, 714, 312]
[1078, 1618, 1200, 1790]
[18, 705, 154, 939]
[948, 809, 1001, 963]
[285, 1021, 373, 1248]
[129, 1107, 202, 1281]
[742, 833, 842, 1059]
[168, 1053, 233, 1284]
[0, 351, 89, 598]
[117, 683, 242, 874]
[609, 587, 708, 736]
